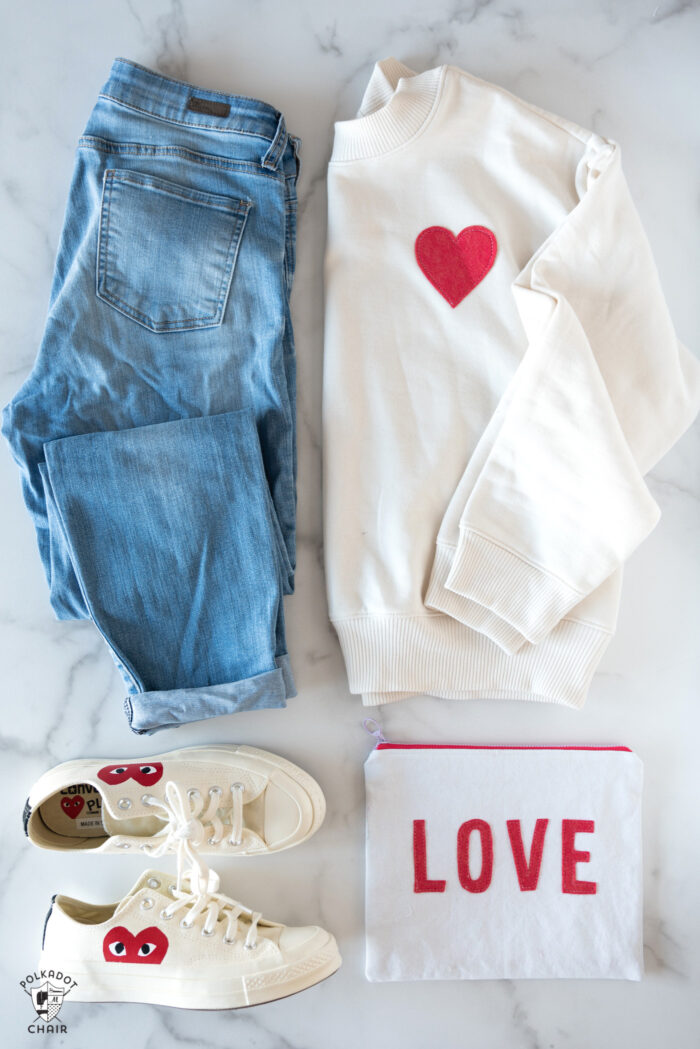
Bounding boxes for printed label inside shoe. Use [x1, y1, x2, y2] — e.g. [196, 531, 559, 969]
[39, 784, 105, 837]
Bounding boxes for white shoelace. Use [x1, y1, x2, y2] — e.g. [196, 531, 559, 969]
[159, 863, 262, 949]
[138, 781, 262, 948]
[140, 780, 249, 868]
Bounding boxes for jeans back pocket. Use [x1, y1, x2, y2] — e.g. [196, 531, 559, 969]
[96, 168, 251, 333]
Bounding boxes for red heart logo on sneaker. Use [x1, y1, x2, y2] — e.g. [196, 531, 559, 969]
[103, 926, 168, 965]
[97, 762, 164, 787]
[415, 225, 497, 307]
[60, 796, 84, 819]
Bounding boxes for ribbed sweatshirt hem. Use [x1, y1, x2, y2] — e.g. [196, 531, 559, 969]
[331, 612, 611, 711]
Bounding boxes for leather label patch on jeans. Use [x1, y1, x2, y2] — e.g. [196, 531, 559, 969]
[187, 95, 231, 117]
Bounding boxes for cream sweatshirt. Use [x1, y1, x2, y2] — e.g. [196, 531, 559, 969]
[322, 58, 700, 709]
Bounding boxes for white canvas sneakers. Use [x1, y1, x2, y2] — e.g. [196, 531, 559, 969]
[25, 744, 326, 856]
[29, 743, 341, 1010]
[39, 865, 341, 1009]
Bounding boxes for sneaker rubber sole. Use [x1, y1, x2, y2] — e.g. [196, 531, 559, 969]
[41, 935, 341, 1009]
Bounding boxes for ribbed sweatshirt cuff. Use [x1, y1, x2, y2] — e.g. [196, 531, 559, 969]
[441, 529, 584, 651]
[425, 542, 529, 653]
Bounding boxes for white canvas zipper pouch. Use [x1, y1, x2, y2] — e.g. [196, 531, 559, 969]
[364, 728, 643, 981]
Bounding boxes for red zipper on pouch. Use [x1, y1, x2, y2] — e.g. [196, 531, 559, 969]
[375, 743, 632, 752]
[361, 720, 631, 753]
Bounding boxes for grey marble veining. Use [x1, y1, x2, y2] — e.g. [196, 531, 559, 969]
[0, 1, 698, 1046]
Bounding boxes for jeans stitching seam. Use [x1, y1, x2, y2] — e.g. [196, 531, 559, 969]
[104, 167, 252, 210]
[211, 205, 251, 321]
[110, 58, 280, 109]
[97, 175, 251, 330]
[78, 137, 285, 182]
[98, 92, 276, 139]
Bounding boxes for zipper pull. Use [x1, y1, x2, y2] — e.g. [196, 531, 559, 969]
[362, 718, 387, 745]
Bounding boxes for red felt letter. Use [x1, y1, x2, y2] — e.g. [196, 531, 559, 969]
[413, 820, 446, 893]
[456, 819, 493, 893]
[562, 819, 597, 895]
[506, 819, 548, 891]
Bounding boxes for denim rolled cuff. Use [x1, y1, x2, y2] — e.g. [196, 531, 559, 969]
[126, 654, 296, 734]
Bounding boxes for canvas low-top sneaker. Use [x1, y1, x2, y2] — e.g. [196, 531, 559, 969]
[24, 745, 325, 856]
[39, 866, 341, 1009]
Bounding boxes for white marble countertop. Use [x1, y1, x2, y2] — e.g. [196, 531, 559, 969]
[1, 1, 698, 1046]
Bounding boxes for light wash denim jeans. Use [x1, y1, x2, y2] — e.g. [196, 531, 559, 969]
[2, 58, 300, 733]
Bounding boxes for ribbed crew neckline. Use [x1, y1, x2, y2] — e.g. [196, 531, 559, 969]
[330, 58, 444, 163]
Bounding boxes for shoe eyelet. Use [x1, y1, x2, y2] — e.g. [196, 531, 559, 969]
[160, 909, 173, 921]
[118, 798, 132, 810]
[201, 927, 216, 938]
[187, 788, 200, 800]
[180, 918, 193, 930]
[244, 941, 258, 951]
[208, 786, 222, 797]
[207, 836, 220, 846]
[147, 878, 160, 889]
[168, 884, 177, 894]
[223, 936, 236, 946]
[228, 838, 243, 847]
[141, 897, 154, 910]
[141, 794, 153, 805]
[117, 842, 131, 849]
[232, 782, 245, 793]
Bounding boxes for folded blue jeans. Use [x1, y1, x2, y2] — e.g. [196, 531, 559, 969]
[2, 58, 300, 734]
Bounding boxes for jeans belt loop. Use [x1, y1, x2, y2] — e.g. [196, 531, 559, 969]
[261, 114, 287, 171]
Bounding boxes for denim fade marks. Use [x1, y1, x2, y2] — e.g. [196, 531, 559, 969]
[2, 58, 300, 733]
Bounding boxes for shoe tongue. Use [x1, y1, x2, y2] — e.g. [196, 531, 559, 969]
[101, 805, 126, 835]
[100, 800, 167, 837]
[98, 772, 268, 840]
[114, 869, 174, 915]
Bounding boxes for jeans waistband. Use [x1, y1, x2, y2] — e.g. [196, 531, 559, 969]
[100, 57, 285, 148]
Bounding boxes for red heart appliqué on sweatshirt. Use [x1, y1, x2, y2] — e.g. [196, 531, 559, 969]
[415, 225, 497, 307]
[60, 795, 84, 819]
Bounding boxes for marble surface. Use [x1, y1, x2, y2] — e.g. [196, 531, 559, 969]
[1, 1, 698, 1046]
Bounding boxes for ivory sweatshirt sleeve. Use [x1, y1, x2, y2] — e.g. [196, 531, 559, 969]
[323, 58, 700, 710]
[435, 141, 700, 652]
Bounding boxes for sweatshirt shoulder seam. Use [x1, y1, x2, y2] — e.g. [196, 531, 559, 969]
[448, 64, 602, 149]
